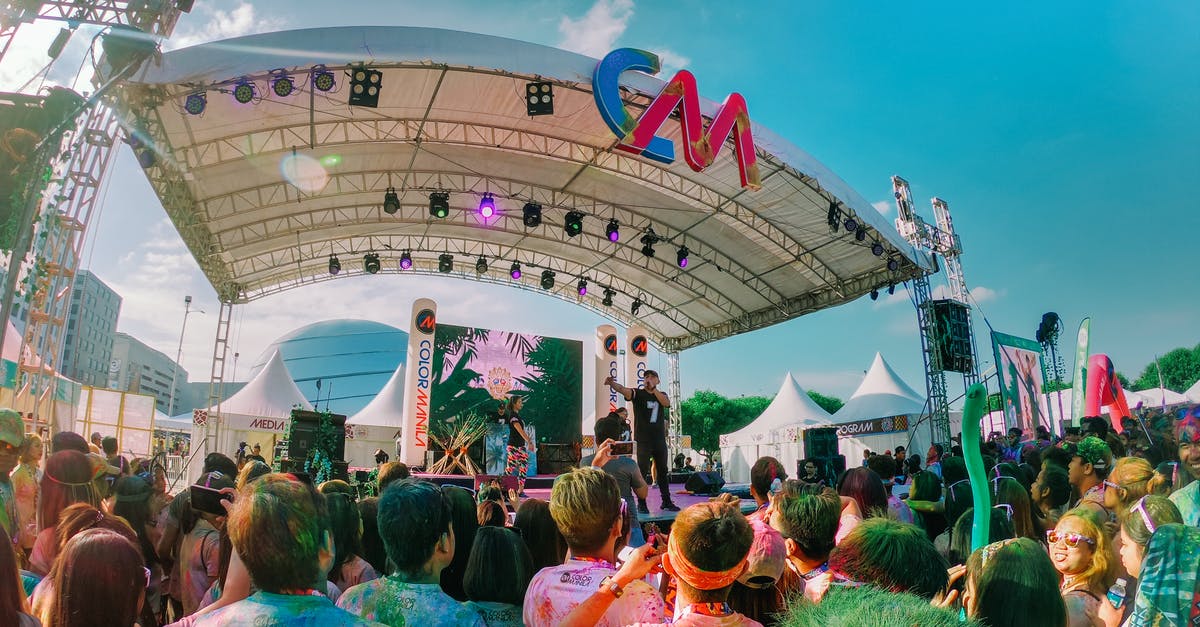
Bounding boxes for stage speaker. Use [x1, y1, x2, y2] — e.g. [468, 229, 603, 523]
[928, 299, 975, 374]
[287, 410, 347, 462]
[813, 455, 847, 484]
[803, 427, 839, 459]
[685, 471, 725, 496]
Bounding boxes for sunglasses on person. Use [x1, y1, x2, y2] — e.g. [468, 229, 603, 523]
[993, 504, 1014, 521]
[1102, 480, 1124, 493]
[1131, 496, 1158, 535]
[1046, 530, 1096, 548]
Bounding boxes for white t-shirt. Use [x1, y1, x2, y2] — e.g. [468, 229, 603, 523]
[523, 558, 665, 627]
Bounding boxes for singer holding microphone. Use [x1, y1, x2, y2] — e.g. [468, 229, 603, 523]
[604, 371, 680, 513]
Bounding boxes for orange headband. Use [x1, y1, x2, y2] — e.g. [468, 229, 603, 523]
[666, 529, 744, 590]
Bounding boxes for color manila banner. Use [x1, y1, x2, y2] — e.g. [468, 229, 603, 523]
[595, 325, 620, 428]
[400, 299, 437, 466]
[625, 326, 651, 394]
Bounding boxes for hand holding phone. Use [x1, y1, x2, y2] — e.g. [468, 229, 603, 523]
[610, 441, 635, 456]
[191, 485, 233, 516]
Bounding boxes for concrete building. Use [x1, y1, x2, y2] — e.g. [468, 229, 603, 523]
[61, 270, 121, 387]
[108, 332, 188, 416]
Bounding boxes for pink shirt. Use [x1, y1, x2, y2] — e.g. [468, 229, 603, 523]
[334, 555, 379, 592]
[523, 558, 665, 627]
[631, 612, 763, 627]
[180, 519, 221, 615]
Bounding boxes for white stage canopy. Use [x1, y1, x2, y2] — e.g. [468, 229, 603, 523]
[719, 372, 832, 483]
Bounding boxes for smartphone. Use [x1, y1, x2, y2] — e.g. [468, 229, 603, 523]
[611, 441, 635, 456]
[190, 485, 232, 516]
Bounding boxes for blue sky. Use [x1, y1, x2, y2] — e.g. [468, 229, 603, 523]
[3, 0, 1196, 405]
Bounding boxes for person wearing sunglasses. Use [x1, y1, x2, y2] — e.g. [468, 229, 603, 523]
[1102, 458, 1169, 516]
[1049, 507, 1114, 627]
[1168, 408, 1200, 526]
[1094, 495, 1183, 627]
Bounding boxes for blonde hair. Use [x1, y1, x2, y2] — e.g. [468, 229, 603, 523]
[1107, 457, 1168, 509]
[549, 468, 620, 553]
[18, 434, 42, 464]
[1056, 507, 1114, 594]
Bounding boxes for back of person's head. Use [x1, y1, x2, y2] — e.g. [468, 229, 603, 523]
[18, 433, 42, 464]
[1121, 495, 1182, 548]
[593, 415, 624, 444]
[941, 455, 967, 484]
[324, 491, 363, 581]
[318, 479, 355, 496]
[462, 526, 534, 606]
[54, 502, 138, 557]
[112, 476, 157, 564]
[235, 460, 271, 489]
[944, 476, 976, 535]
[1132, 524, 1200, 624]
[227, 473, 329, 593]
[771, 479, 840, 562]
[50, 528, 146, 627]
[378, 479, 453, 578]
[0, 527, 26, 623]
[192, 470, 235, 520]
[1053, 507, 1114, 592]
[357, 497, 388, 576]
[992, 461, 1031, 494]
[828, 518, 949, 598]
[992, 477, 1041, 542]
[477, 500, 507, 527]
[664, 501, 754, 602]
[910, 470, 942, 502]
[779, 584, 971, 627]
[1041, 445, 1072, 470]
[439, 484, 478, 601]
[101, 436, 118, 456]
[966, 538, 1066, 627]
[477, 484, 504, 504]
[949, 507, 1015, 565]
[1035, 463, 1072, 509]
[1107, 457, 1168, 509]
[40, 450, 98, 531]
[905, 455, 922, 475]
[202, 452, 237, 478]
[376, 461, 411, 493]
[549, 468, 621, 553]
[51, 431, 89, 454]
[750, 456, 787, 500]
[513, 498, 566, 571]
[866, 455, 897, 484]
[837, 466, 888, 518]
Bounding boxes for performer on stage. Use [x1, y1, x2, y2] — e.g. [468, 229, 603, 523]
[505, 394, 535, 495]
[604, 371, 680, 512]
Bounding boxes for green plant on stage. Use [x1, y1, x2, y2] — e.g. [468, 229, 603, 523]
[285, 409, 339, 484]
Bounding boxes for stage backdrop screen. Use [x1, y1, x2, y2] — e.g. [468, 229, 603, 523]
[431, 324, 583, 445]
[992, 332, 1051, 434]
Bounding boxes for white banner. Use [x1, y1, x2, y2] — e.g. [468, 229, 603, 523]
[595, 325, 620, 426]
[400, 299, 437, 466]
[624, 325, 651, 393]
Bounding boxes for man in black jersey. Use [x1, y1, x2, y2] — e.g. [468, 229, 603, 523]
[604, 370, 679, 513]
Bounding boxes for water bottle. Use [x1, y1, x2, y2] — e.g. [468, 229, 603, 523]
[1106, 577, 1128, 609]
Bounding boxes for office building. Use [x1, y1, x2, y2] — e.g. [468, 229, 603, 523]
[109, 332, 188, 415]
[61, 270, 121, 387]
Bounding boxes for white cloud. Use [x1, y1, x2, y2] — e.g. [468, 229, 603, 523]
[651, 47, 690, 77]
[557, 0, 635, 58]
[0, 21, 64, 92]
[931, 284, 1002, 304]
[872, 200, 892, 215]
[165, 1, 285, 51]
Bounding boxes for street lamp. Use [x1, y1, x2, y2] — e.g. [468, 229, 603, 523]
[167, 296, 203, 417]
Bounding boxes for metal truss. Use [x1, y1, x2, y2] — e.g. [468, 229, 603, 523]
[0, 0, 186, 65]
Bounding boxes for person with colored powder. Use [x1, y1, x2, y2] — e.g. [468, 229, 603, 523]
[336, 478, 485, 626]
[191, 473, 384, 626]
[1168, 406, 1200, 525]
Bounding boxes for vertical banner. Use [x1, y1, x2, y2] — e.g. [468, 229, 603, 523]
[400, 299, 437, 467]
[595, 325, 620, 427]
[625, 326, 651, 393]
[1071, 318, 1090, 427]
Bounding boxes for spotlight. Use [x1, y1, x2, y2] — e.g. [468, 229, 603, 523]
[641, 243, 655, 257]
[602, 288, 615, 307]
[429, 192, 450, 219]
[363, 252, 381, 274]
[855, 227, 866, 242]
[540, 270, 555, 290]
[605, 219, 620, 243]
[676, 245, 689, 269]
[509, 262, 522, 280]
[887, 257, 900, 272]
[382, 187, 400, 214]
[128, 134, 156, 168]
[399, 251, 412, 270]
[577, 279, 588, 296]
[526, 81, 554, 116]
[184, 92, 206, 115]
[271, 73, 295, 97]
[843, 216, 858, 232]
[870, 288, 879, 301]
[631, 298, 642, 315]
[827, 201, 840, 232]
[476, 256, 488, 274]
[887, 283, 895, 295]
[438, 254, 453, 273]
[328, 254, 341, 275]
[871, 242, 885, 257]
[564, 211, 584, 237]
[478, 193, 496, 219]
[640, 228, 659, 258]
[522, 202, 542, 227]
[349, 67, 382, 107]
[311, 66, 335, 92]
[232, 80, 255, 104]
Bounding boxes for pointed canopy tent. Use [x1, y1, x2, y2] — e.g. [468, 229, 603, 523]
[344, 363, 406, 467]
[102, 25, 933, 354]
[831, 353, 928, 466]
[1125, 387, 1191, 410]
[1188, 379, 1200, 403]
[719, 372, 833, 484]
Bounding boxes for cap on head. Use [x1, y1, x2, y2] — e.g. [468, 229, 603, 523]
[737, 518, 787, 589]
[0, 408, 23, 448]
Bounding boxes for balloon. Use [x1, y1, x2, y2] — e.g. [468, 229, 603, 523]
[962, 382, 991, 553]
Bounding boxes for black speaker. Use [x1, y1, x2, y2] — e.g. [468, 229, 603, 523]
[928, 300, 975, 374]
[803, 427, 839, 459]
[685, 471, 725, 496]
[287, 410, 347, 462]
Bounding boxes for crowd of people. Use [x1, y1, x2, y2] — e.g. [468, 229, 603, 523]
[1, 402, 1199, 626]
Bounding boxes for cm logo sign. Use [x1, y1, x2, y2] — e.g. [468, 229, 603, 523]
[415, 309, 436, 334]
[592, 48, 761, 191]
[630, 335, 649, 357]
[603, 334, 618, 356]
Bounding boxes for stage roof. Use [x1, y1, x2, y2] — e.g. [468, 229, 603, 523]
[104, 26, 933, 352]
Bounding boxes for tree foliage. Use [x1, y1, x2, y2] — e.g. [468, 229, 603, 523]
[807, 391, 844, 414]
[680, 389, 844, 459]
[1133, 345, 1200, 392]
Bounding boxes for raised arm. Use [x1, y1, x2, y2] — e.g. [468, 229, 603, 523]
[604, 376, 634, 401]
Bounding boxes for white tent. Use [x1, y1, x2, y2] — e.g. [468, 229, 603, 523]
[344, 363, 406, 468]
[832, 353, 929, 465]
[1127, 387, 1191, 410]
[1187, 380, 1200, 403]
[719, 372, 833, 483]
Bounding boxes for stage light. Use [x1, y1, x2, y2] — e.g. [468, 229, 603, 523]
[363, 252, 381, 274]
[640, 229, 659, 258]
[602, 288, 615, 307]
[312, 66, 335, 92]
[843, 216, 858, 232]
[476, 256, 488, 274]
[631, 298, 642, 315]
[827, 201, 840, 232]
[399, 251, 412, 270]
[855, 227, 866, 242]
[232, 80, 255, 104]
[382, 187, 400, 214]
[271, 73, 295, 97]
[328, 254, 341, 275]
[526, 81, 554, 116]
[184, 92, 206, 115]
[438, 254, 453, 273]
[870, 288, 879, 301]
[887, 257, 900, 272]
[429, 192, 450, 219]
[509, 262, 522, 279]
[564, 211, 584, 237]
[577, 279, 588, 296]
[605, 219, 620, 242]
[871, 242, 885, 257]
[128, 133, 156, 168]
[478, 193, 496, 219]
[522, 202, 542, 228]
[676, 246, 689, 269]
[349, 67, 382, 107]
[887, 283, 895, 295]
[540, 270, 555, 290]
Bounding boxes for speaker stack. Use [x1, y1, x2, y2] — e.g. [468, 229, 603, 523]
[801, 427, 846, 484]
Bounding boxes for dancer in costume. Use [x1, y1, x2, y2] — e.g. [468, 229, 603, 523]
[504, 395, 535, 495]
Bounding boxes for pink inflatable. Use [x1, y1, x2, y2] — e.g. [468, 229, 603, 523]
[1084, 353, 1132, 433]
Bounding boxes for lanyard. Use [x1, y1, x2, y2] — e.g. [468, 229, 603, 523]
[680, 603, 733, 618]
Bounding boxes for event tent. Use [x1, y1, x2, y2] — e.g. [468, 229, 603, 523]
[1126, 387, 1191, 410]
[1188, 380, 1200, 403]
[720, 372, 832, 483]
[831, 353, 929, 464]
[345, 363, 406, 467]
